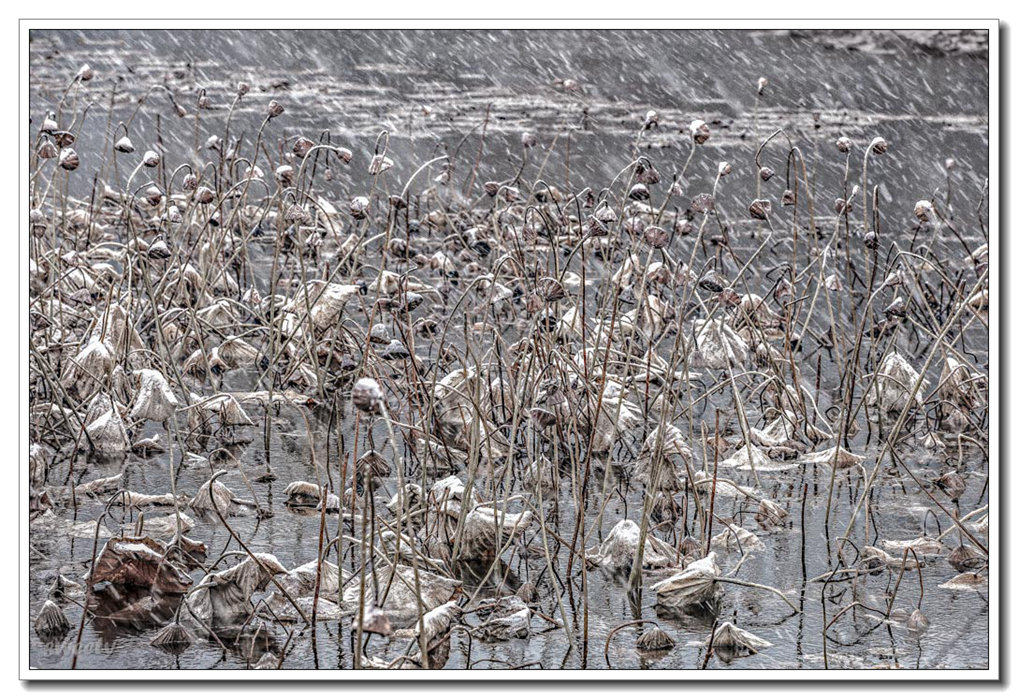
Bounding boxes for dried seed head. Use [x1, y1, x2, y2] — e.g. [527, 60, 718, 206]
[635, 161, 661, 185]
[756, 76, 768, 95]
[205, 135, 221, 151]
[114, 135, 135, 153]
[690, 119, 710, 144]
[863, 230, 879, 250]
[537, 276, 566, 302]
[351, 377, 384, 414]
[272, 164, 293, 186]
[516, 581, 537, 603]
[483, 181, 500, 197]
[350, 196, 370, 220]
[174, 104, 187, 118]
[836, 136, 852, 153]
[781, 189, 796, 207]
[945, 157, 956, 170]
[335, 147, 353, 164]
[41, 113, 58, 133]
[759, 166, 774, 181]
[628, 183, 650, 201]
[368, 154, 394, 175]
[323, 167, 333, 181]
[182, 173, 198, 191]
[644, 225, 669, 249]
[595, 202, 617, 223]
[293, 136, 314, 158]
[643, 109, 660, 129]
[691, 192, 715, 214]
[834, 197, 851, 215]
[698, 269, 726, 294]
[142, 150, 161, 168]
[195, 186, 215, 204]
[53, 131, 75, 148]
[76, 64, 94, 82]
[58, 148, 79, 171]
[914, 199, 934, 222]
[669, 180, 683, 197]
[267, 100, 285, 118]
[37, 141, 58, 159]
[749, 198, 771, 220]
[381, 339, 411, 360]
[521, 132, 537, 148]
[717, 161, 732, 177]
[197, 91, 211, 110]
[237, 81, 250, 96]
[883, 296, 907, 318]
[145, 186, 163, 206]
[869, 136, 889, 155]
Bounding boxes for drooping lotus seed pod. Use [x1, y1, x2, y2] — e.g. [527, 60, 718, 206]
[836, 136, 852, 152]
[143, 150, 161, 167]
[869, 136, 888, 155]
[749, 198, 771, 220]
[352, 377, 384, 414]
[689, 119, 710, 144]
[58, 148, 79, 171]
[267, 99, 285, 118]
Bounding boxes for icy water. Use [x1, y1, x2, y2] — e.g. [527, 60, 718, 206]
[28, 29, 990, 671]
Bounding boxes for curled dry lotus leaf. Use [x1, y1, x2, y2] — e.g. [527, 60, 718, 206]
[636, 423, 693, 492]
[711, 621, 773, 656]
[799, 446, 865, 470]
[190, 476, 239, 515]
[585, 519, 678, 573]
[458, 507, 533, 561]
[473, 596, 531, 641]
[938, 571, 988, 592]
[688, 318, 750, 370]
[880, 536, 946, 556]
[756, 499, 789, 530]
[89, 536, 193, 596]
[85, 407, 131, 459]
[861, 546, 920, 572]
[283, 481, 340, 511]
[652, 552, 722, 614]
[343, 565, 461, 628]
[721, 442, 793, 472]
[35, 600, 71, 638]
[429, 475, 476, 518]
[636, 626, 675, 652]
[150, 621, 195, 652]
[711, 524, 764, 553]
[865, 350, 927, 415]
[185, 553, 288, 627]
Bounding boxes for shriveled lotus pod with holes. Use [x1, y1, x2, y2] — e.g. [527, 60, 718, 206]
[185, 553, 288, 627]
[585, 519, 679, 573]
[344, 565, 461, 628]
[458, 507, 533, 561]
[637, 423, 693, 492]
[652, 552, 722, 615]
[129, 369, 178, 423]
[711, 524, 764, 553]
[711, 622, 773, 658]
[866, 350, 927, 415]
[473, 596, 531, 641]
[688, 318, 750, 370]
